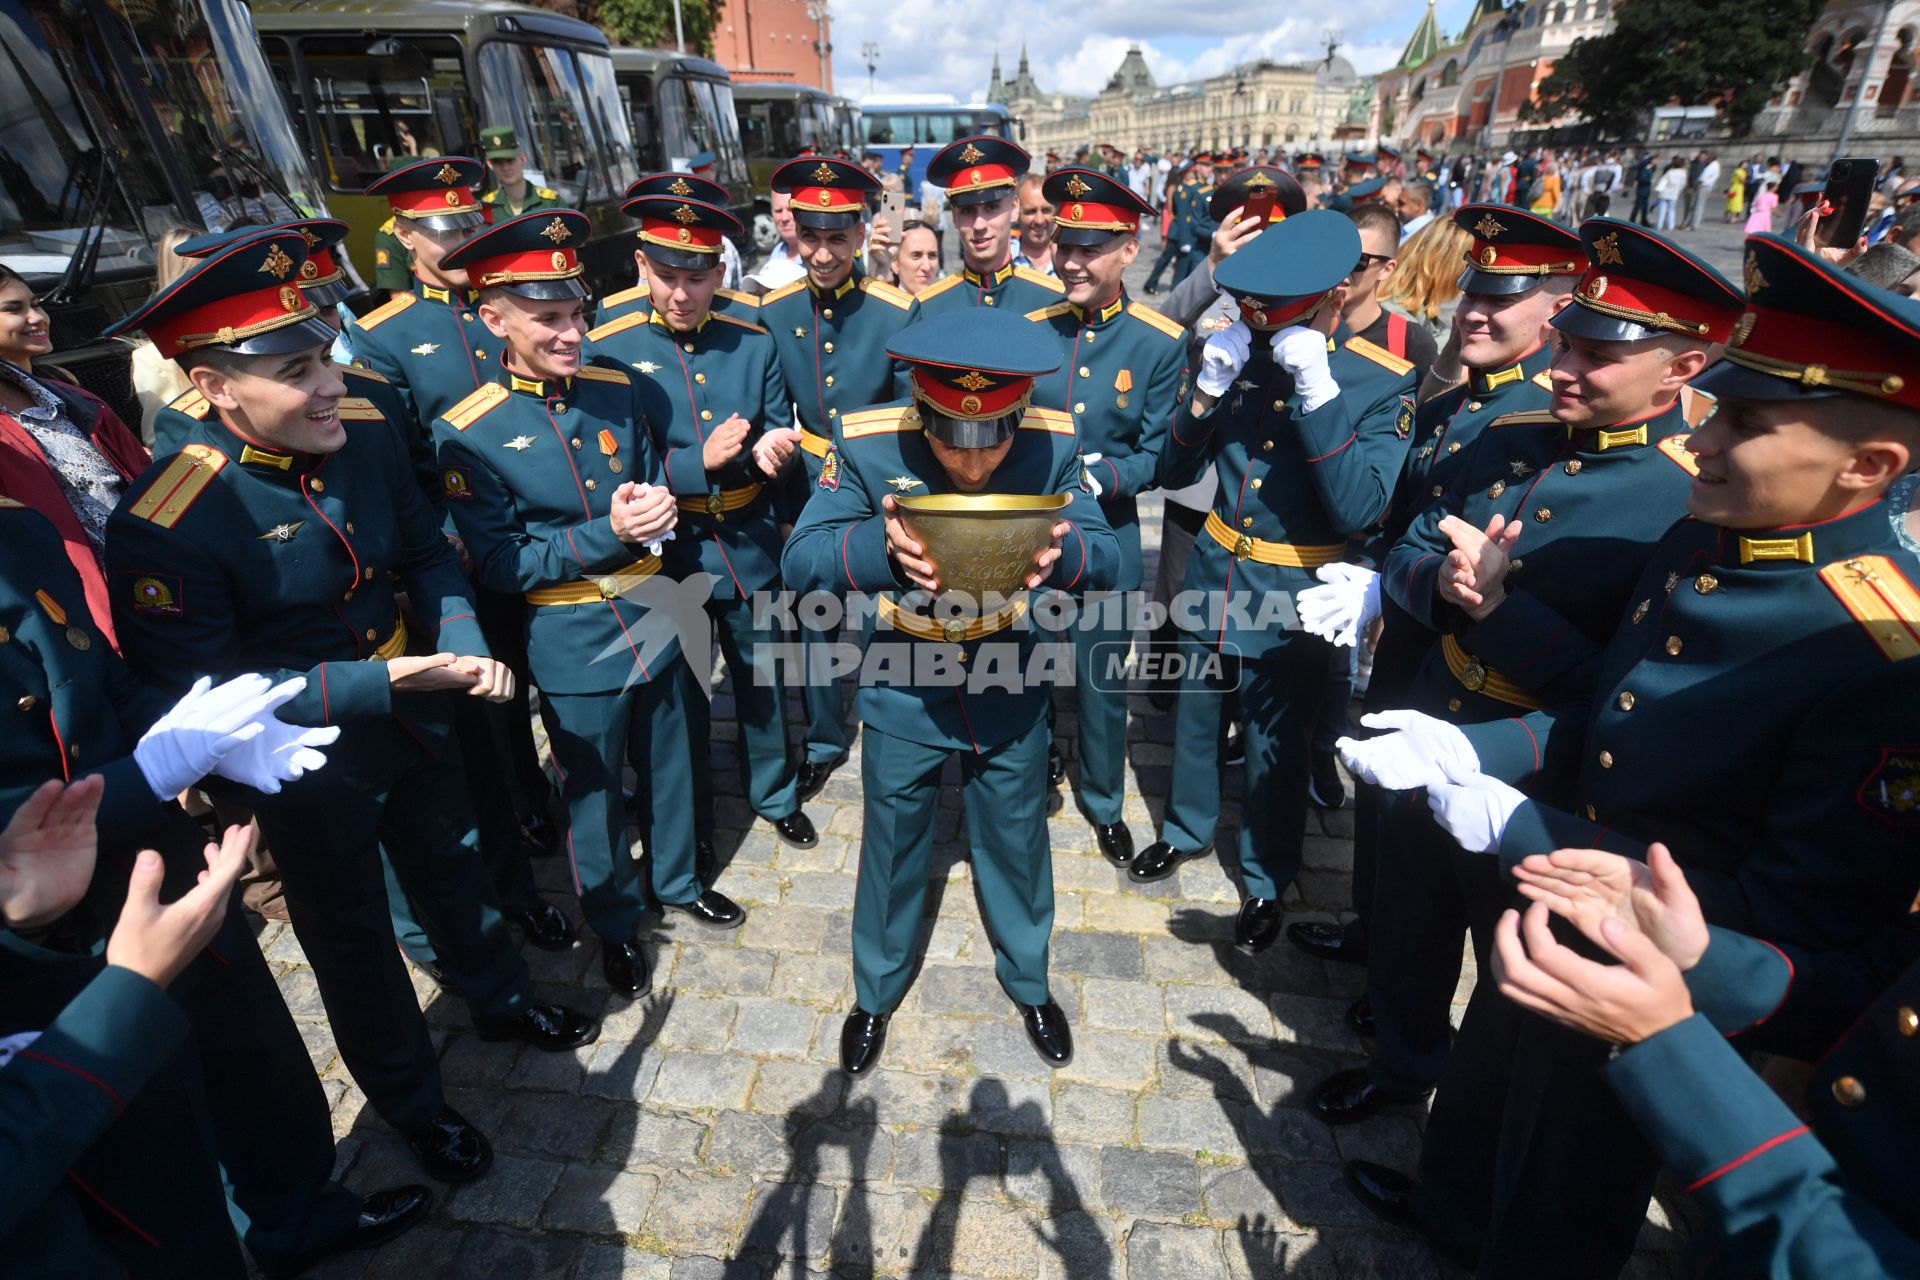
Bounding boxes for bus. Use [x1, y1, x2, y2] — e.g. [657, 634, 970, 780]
[732, 83, 861, 250]
[1, 0, 333, 420]
[609, 46, 753, 238]
[859, 97, 1017, 189]
[250, 0, 642, 295]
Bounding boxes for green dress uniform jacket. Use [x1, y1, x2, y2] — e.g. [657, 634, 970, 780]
[482, 184, 561, 218]
[371, 216, 410, 292]
[760, 271, 915, 476]
[904, 262, 1064, 323]
[594, 284, 758, 330]
[350, 279, 498, 433]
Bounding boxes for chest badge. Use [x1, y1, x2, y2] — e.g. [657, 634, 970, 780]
[410, 342, 439, 356]
[259, 521, 305, 543]
[888, 475, 924, 493]
[634, 360, 662, 375]
[505, 435, 536, 452]
[1509, 460, 1535, 479]
[1233, 378, 1256, 393]
[793, 327, 808, 339]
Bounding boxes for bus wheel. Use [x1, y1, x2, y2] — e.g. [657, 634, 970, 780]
[751, 210, 778, 252]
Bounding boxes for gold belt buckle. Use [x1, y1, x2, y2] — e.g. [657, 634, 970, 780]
[597, 576, 619, 600]
[1460, 660, 1488, 692]
[1232, 534, 1254, 561]
[706, 493, 725, 515]
[942, 619, 967, 643]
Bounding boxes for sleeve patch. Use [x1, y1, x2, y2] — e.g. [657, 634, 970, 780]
[1396, 394, 1415, 439]
[1820, 555, 1920, 662]
[124, 571, 183, 617]
[1857, 747, 1920, 826]
[443, 465, 473, 500]
[818, 447, 841, 490]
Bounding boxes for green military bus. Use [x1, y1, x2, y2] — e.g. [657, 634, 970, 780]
[732, 83, 861, 250]
[608, 46, 753, 235]
[250, 0, 642, 294]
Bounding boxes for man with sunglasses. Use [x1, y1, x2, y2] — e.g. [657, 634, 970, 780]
[1342, 205, 1437, 380]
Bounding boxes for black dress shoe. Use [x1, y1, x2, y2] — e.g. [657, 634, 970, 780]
[1094, 822, 1134, 866]
[1346, 993, 1375, 1038]
[347, 1184, 431, 1251]
[667, 889, 744, 930]
[411, 958, 452, 990]
[772, 810, 818, 848]
[1234, 898, 1282, 954]
[405, 1107, 492, 1183]
[1047, 744, 1067, 786]
[840, 1008, 890, 1076]
[1308, 748, 1348, 809]
[1310, 1067, 1432, 1126]
[475, 1002, 599, 1051]
[512, 900, 575, 951]
[1344, 1160, 1423, 1231]
[1127, 839, 1209, 884]
[796, 755, 845, 803]
[516, 810, 560, 858]
[1286, 920, 1370, 965]
[602, 939, 650, 997]
[1018, 998, 1074, 1066]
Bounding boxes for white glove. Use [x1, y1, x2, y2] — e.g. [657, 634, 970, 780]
[132, 674, 299, 801]
[1425, 762, 1527, 853]
[628, 482, 677, 558]
[1195, 321, 1253, 397]
[1297, 564, 1381, 647]
[1336, 709, 1480, 791]
[1081, 452, 1104, 498]
[210, 690, 341, 795]
[1271, 324, 1340, 413]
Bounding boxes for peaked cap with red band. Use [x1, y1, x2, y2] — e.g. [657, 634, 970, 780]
[366, 156, 488, 233]
[926, 135, 1030, 207]
[1695, 232, 1920, 411]
[1043, 167, 1154, 246]
[1208, 166, 1306, 223]
[176, 218, 354, 308]
[772, 154, 880, 230]
[626, 171, 729, 205]
[621, 195, 744, 271]
[1554, 217, 1744, 344]
[1212, 209, 1359, 332]
[441, 209, 592, 301]
[886, 309, 1062, 448]
[101, 229, 334, 360]
[1453, 203, 1585, 297]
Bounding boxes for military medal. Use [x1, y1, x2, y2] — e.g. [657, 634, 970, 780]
[1114, 368, 1132, 410]
[505, 435, 536, 451]
[32, 589, 88, 650]
[599, 429, 623, 473]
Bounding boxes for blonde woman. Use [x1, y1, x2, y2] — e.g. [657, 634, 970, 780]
[128, 225, 199, 443]
[1378, 216, 1473, 343]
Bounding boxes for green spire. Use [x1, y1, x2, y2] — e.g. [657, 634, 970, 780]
[1398, 0, 1445, 70]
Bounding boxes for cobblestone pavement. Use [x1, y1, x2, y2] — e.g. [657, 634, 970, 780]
[266, 244, 1700, 1278]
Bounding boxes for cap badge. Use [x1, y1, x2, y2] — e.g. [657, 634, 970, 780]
[959, 143, 986, 165]
[1744, 254, 1768, 296]
[278, 286, 302, 312]
[444, 190, 462, 207]
[1069, 203, 1085, 222]
[541, 218, 572, 243]
[817, 189, 833, 206]
[1593, 232, 1625, 267]
[551, 251, 569, 271]
[1731, 311, 1757, 348]
[955, 370, 996, 391]
[1065, 175, 1092, 197]
[1586, 275, 1609, 300]
[1473, 214, 1506, 240]
[960, 394, 983, 415]
[260, 244, 296, 280]
[671, 203, 699, 224]
[1245, 172, 1275, 188]
[1480, 246, 1498, 267]
[970, 168, 984, 186]
[299, 259, 318, 281]
[677, 228, 692, 244]
[667, 177, 693, 195]
[299, 228, 320, 247]
[812, 162, 838, 183]
[435, 163, 460, 185]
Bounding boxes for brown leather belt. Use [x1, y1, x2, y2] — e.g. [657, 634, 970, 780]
[677, 482, 763, 519]
[1203, 511, 1345, 568]
[1441, 634, 1543, 710]
[798, 428, 831, 458]
[524, 557, 662, 606]
[876, 596, 1028, 643]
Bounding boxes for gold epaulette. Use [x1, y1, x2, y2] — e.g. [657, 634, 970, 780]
[1127, 300, 1183, 340]
[357, 292, 417, 331]
[1015, 266, 1065, 293]
[600, 283, 650, 309]
[1820, 555, 1920, 662]
[916, 274, 966, 302]
[715, 287, 762, 309]
[575, 365, 631, 385]
[1344, 335, 1416, 377]
[1020, 406, 1075, 434]
[841, 404, 922, 438]
[337, 396, 384, 421]
[444, 382, 509, 431]
[859, 277, 912, 309]
[167, 388, 212, 421]
[379, 216, 396, 234]
[1531, 370, 1553, 389]
[1656, 432, 1699, 476]
[1681, 384, 1718, 429]
[1025, 302, 1074, 322]
[1489, 409, 1560, 428]
[340, 363, 389, 384]
[587, 311, 649, 343]
[709, 311, 768, 334]
[760, 279, 807, 306]
[536, 187, 558, 200]
[126, 444, 226, 528]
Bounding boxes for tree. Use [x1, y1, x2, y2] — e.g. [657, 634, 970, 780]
[1526, 0, 1824, 138]
[551, 0, 725, 56]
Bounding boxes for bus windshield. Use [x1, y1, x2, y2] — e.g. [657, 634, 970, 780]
[0, 0, 325, 280]
[477, 40, 628, 204]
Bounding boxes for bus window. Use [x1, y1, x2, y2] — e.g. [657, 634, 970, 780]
[297, 34, 471, 193]
[617, 73, 661, 169]
[575, 49, 639, 194]
[738, 101, 774, 165]
[476, 41, 605, 204]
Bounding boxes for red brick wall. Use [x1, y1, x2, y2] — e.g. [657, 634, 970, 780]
[714, 0, 833, 90]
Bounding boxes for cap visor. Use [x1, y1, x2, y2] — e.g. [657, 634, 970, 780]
[411, 212, 489, 233]
[921, 407, 1019, 449]
[493, 277, 591, 302]
[1457, 268, 1553, 298]
[1692, 358, 1847, 403]
[792, 209, 865, 231]
[1551, 300, 1660, 344]
[640, 244, 724, 272]
[946, 186, 1013, 207]
[217, 314, 341, 357]
[1052, 225, 1130, 247]
[301, 281, 352, 309]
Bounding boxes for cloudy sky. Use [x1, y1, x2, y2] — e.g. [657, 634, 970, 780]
[827, 0, 1483, 101]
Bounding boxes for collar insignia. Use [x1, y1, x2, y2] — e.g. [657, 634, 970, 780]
[410, 342, 439, 356]
[259, 521, 304, 543]
[505, 435, 536, 451]
[260, 245, 295, 280]
[888, 475, 924, 493]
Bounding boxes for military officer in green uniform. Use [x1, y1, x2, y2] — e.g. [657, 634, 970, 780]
[1021, 166, 1184, 863]
[587, 195, 817, 853]
[1340, 231, 1920, 1277]
[1142, 153, 1203, 295]
[1175, 154, 1219, 286]
[432, 209, 736, 997]
[597, 170, 757, 328]
[1131, 211, 1416, 956]
[0, 501, 434, 1276]
[1286, 204, 1582, 993]
[100, 230, 599, 1185]
[1312, 218, 1738, 1131]
[782, 308, 1121, 1075]
[479, 124, 562, 219]
[760, 154, 914, 797]
[901, 136, 1065, 324]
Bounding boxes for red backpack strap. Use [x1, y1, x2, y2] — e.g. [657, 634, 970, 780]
[1385, 310, 1409, 358]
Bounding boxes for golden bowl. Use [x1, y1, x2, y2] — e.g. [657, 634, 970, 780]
[895, 492, 1071, 606]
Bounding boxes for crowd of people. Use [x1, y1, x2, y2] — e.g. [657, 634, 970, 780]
[3, 121, 1918, 1280]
